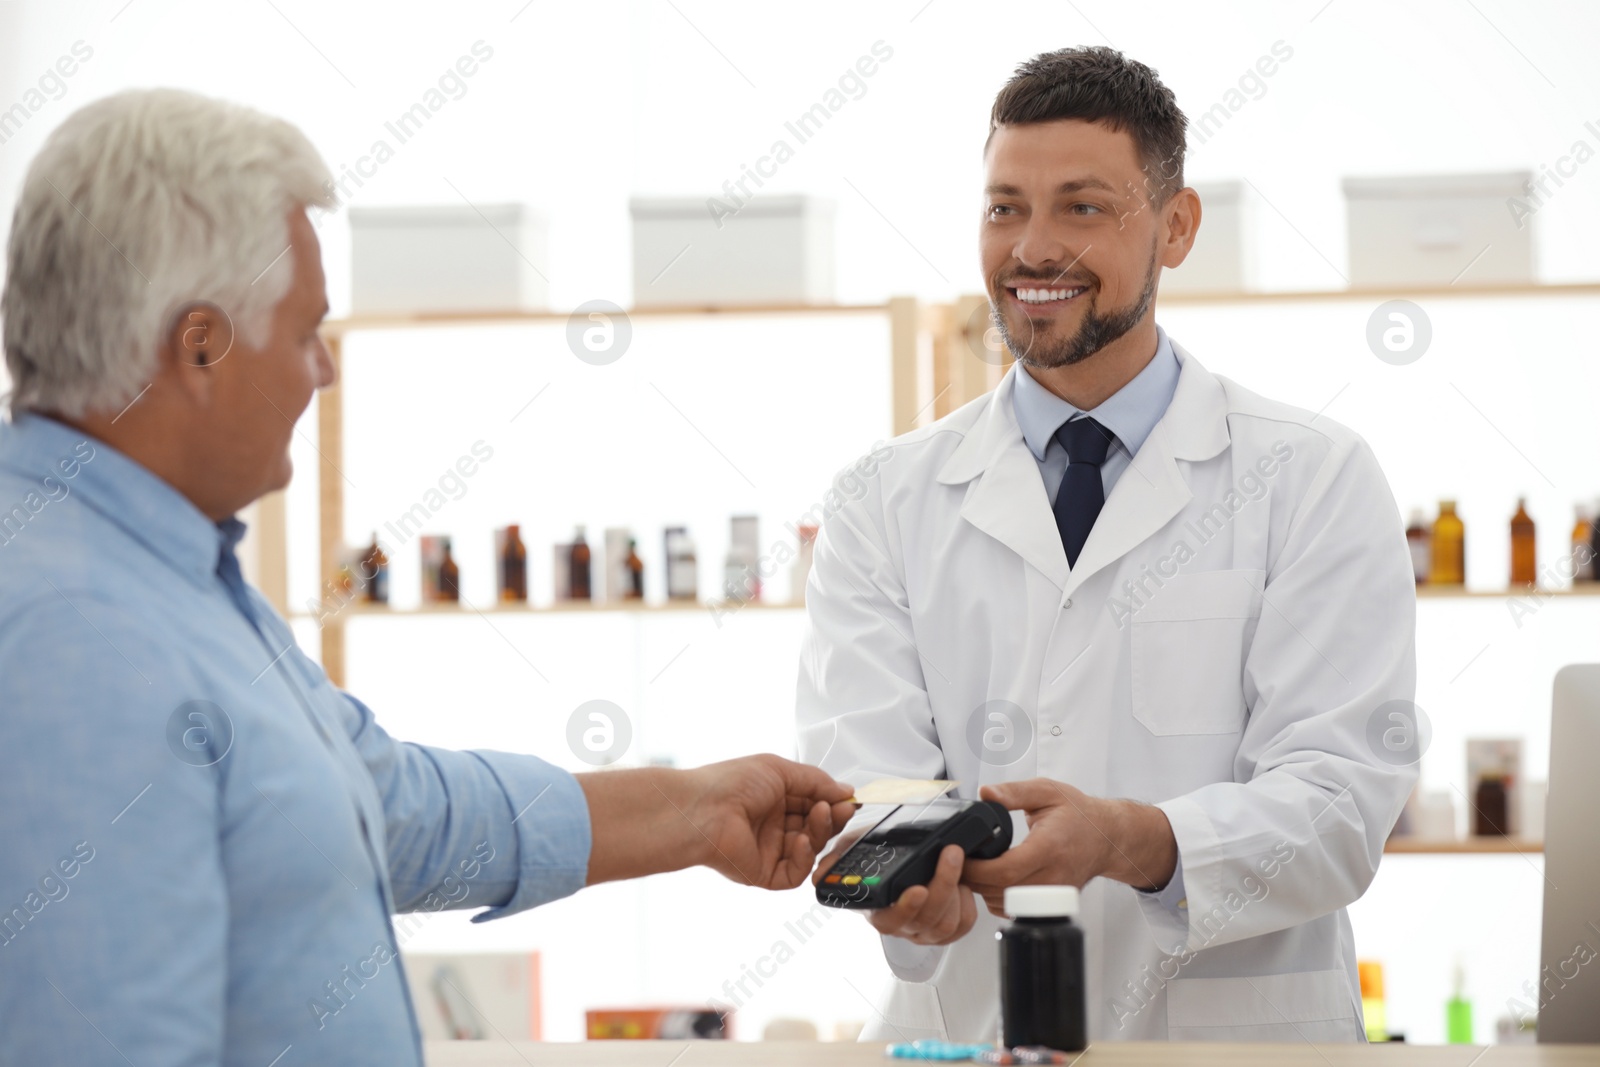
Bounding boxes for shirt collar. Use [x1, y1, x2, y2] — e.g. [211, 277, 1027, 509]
[0, 412, 238, 587]
[1012, 323, 1180, 462]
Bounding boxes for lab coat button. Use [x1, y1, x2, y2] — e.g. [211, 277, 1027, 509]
[1062, 598, 1072, 609]
[1050, 726, 1062, 736]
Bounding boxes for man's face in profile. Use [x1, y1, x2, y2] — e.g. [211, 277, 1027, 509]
[979, 118, 1166, 370]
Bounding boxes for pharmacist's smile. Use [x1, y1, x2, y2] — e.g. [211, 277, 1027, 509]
[1005, 282, 1091, 314]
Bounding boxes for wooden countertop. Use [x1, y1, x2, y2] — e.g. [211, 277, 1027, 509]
[423, 1040, 1600, 1066]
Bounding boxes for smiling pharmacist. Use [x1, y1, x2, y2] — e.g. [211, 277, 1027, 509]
[0, 89, 856, 1067]
[798, 47, 1419, 1043]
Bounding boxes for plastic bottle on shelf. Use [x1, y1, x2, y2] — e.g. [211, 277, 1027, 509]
[1429, 501, 1464, 586]
[1446, 960, 1474, 1044]
[1358, 960, 1388, 1042]
[664, 527, 698, 601]
[1405, 508, 1430, 585]
[1575, 505, 1596, 582]
[724, 515, 761, 604]
[1510, 498, 1536, 588]
[569, 526, 592, 602]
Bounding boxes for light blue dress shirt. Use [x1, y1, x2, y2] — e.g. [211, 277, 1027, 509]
[1009, 324, 1190, 913]
[1011, 323, 1181, 505]
[0, 413, 592, 1066]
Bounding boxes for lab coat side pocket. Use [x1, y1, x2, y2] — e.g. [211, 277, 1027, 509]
[1165, 970, 1361, 1041]
[1130, 569, 1264, 737]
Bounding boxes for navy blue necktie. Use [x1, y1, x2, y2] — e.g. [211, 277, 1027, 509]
[1052, 416, 1116, 568]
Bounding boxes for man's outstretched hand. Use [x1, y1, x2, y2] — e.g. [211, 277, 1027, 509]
[578, 756, 855, 889]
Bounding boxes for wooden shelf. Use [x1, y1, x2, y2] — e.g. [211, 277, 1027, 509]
[318, 302, 889, 339]
[290, 600, 804, 621]
[1158, 280, 1600, 306]
[316, 282, 1600, 338]
[1416, 584, 1600, 598]
[1384, 837, 1543, 854]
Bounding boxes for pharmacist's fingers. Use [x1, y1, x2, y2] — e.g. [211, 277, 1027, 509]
[868, 846, 969, 945]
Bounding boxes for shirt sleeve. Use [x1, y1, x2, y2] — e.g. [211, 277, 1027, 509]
[338, 691, 592, 919]
[1133, 855, 1189, 952]
[0, 593, 227, 1066]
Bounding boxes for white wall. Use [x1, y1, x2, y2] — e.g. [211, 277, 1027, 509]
[5, 0, 1599, 1046]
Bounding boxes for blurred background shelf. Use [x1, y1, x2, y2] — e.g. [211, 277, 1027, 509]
[289, 600, 804, 620]
[1416, 585, 1600, 598]
[1384, 837, 1543, 854]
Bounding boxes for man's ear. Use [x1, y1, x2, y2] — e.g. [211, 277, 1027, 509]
[1158, 187, 1202, 270]
[163, 301, 237, 402]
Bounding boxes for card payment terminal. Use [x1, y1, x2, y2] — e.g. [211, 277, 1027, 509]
[816, 798, 1013, 910]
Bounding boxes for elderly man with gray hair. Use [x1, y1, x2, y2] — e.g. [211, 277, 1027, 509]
[0, 89, 856, 1065]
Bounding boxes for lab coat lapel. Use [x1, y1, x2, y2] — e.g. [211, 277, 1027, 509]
[1062, 340, 1231, 600]
[937, 345, 1231, 598]
[939, 367, 1071, 590]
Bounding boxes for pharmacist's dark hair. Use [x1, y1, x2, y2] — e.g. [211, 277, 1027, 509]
[987, 46, 1187, 205]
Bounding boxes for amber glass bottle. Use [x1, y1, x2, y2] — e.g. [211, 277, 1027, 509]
[440, 537, 460, 602]
[361, 533, 389, 604]
[500, 525, 527, 603]
[625, 538, 644, 599]
[1429, 501, 1465, 586]
[570, 526, 592, 601]
[1510, 498, 1536, 588]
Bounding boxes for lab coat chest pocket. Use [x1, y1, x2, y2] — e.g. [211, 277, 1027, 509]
[1130, 569, 1264, 736]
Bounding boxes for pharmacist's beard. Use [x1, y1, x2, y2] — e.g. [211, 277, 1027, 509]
[996, 249, 1158, 370]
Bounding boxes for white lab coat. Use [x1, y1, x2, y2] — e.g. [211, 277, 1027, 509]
[797, 341, 1417, 1042]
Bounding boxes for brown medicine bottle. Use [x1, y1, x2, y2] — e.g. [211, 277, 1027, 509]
[570, 526, 592, 602]
[1509, 498, 1536, 588]
[440, 537, 460, 603]
[625, 539, 644, 599]
[1429, 501, 1465, 586]
[500, 525, 527, 603]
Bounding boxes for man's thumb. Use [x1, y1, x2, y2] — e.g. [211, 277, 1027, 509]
[979, 778, 1060, 813]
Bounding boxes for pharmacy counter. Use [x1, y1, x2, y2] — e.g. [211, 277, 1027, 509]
[424, 1040, 1600, 1066]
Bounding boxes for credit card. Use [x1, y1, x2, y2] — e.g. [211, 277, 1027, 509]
[847, 778, 959, 805]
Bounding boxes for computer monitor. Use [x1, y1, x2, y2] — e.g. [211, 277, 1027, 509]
[1538, 664, 1600, 1043]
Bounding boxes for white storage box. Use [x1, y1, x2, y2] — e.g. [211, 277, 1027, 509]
[1342, 172, 1534, 287]
[1161, 180, 1255, 295]
[630, 195, 833, 306]
[349, 204, 548, 315]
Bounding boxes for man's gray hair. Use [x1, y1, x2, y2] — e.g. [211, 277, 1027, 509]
[3, 88, 334, 417]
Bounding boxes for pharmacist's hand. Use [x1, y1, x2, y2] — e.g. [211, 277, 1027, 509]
[963, 779, 1176, 916]
[854, 844, 977, 947]
[681, 755, 857, 890]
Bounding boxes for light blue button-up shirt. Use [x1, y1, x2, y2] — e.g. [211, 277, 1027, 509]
[1011, 323, 1181, 505]
[0, 413, 592, 1066]
[1009, 324, 1190, 915]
